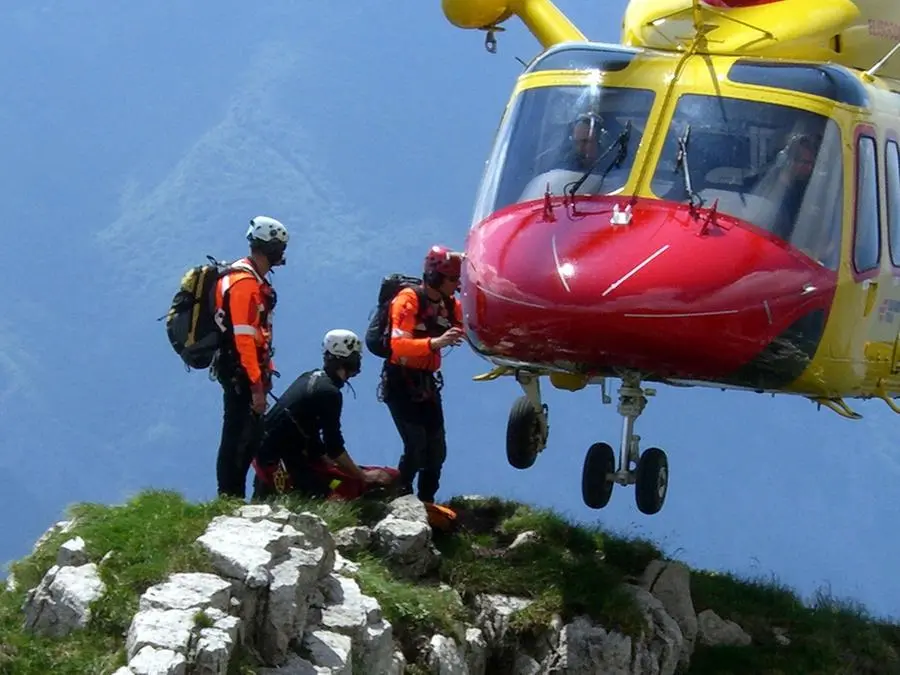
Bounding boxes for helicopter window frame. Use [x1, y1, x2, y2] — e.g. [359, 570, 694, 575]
[851, 128, 882, 278]
[525, 44, 639, 74]
[726, 60, 870, 108]
[647, 92, 845, 268]
[885, 136, 900, 269]
[468, 83, 659, 225]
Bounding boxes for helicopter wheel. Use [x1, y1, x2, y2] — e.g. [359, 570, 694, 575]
[635, 447, 669, 515]
[582, 442, 616, 509]
[506, 396, 545, 470]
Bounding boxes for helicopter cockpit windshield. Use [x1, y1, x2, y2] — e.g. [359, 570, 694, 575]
[471, 84, 656, 224]
[650, 94, 844, 270]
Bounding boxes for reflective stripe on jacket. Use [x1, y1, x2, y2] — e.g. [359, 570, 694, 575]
[387, 286, 462, 372]
[214, 257, 276, 387]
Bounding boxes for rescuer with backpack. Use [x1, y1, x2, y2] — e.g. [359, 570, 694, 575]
[207, 215, 290, 499]
[250, 329, 390, 500]
[164, 215, 290, 500]
[365, 245, 465, 504]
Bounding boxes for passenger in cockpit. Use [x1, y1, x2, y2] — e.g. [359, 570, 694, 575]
[747, 133, 821, 242]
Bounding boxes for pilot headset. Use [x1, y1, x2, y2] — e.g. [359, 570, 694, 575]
[570, 112, 605, 138]
[774, 134, 817, 170]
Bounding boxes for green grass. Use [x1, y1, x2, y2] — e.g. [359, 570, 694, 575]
[1, 489, 898, 675]
[433, 496, 660, 639]
[0, 489, 242, 675]
[264, 492, 389, 531]
[351, 552, 469, 670]
[688, 571, 900, 674]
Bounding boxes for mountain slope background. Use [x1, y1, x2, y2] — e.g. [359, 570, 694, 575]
[1, 1, 898, 621]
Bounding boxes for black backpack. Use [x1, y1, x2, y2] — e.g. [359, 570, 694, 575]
[365, 274, 458, 359]
[161, 256, 259, 370]
[364, 274, 428, 359]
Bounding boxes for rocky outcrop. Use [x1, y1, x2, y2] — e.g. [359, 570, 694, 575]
[697, 608, 752, 648]
[22, 560, 106, 637]
[16, 495, 756, 674]
[641, 559, 698, 669]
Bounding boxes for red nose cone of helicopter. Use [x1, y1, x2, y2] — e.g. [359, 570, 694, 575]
[461, 196, 837, 382]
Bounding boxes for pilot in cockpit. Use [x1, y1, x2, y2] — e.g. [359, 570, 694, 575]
[560, 112, 608, 172]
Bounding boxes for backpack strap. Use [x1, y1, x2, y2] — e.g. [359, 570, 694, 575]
[216, 259, 270, 314]
[413, 284, 458, 327]
[445, 295, 459, 326]
[212, 259, 270, 355]
[412, 284, 428, 321]
[227, 258, 267, 285]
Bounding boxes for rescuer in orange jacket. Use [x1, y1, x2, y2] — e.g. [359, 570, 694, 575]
[379, 245, 465, 503]
[211, 215, 289, 499]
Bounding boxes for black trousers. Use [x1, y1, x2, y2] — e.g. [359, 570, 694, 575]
[216, 375, 263, 499]
[386, 394, 447, 503]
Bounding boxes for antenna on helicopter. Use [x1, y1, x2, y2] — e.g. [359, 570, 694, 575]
[691, 0, 702, 33]
[862, 40, 900, 83]
[515, 55, 528, 69]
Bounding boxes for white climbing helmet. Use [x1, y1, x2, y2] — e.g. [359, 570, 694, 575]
[246, 215, 290, 245]
[323, 329, 362, 359]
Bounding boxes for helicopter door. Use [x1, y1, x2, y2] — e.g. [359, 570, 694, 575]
[851, 131, 893, 376]
[851, 132, 882, 321]
[890, 330, 900, 374]
[885, 139, 900, 374]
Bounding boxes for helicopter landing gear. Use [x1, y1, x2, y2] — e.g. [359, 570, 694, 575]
[506, 371, 549, 470]
[581, 373, 669, 515]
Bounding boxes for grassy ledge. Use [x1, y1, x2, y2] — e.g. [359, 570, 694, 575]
[0, 489, 898, 675]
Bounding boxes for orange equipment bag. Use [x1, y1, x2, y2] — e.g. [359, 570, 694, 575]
[424, 502, 459, 532]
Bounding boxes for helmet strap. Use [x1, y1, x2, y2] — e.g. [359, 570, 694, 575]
[423, 270, 443, 288]
[324, 352, 361, 380]
[251, 240, 286, 267]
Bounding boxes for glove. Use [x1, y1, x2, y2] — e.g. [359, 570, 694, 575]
[250, 382, 267, 414]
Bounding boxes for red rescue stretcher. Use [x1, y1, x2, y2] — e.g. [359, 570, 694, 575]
[250, 457, 458, 531]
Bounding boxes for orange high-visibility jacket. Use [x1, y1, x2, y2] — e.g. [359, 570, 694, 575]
[214, 258, 276, 389]
[388, 286, 462, 372]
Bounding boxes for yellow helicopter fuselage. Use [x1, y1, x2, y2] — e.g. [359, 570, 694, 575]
[441, 0, 900, 420]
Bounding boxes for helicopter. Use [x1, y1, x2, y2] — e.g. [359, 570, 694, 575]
[436, 0, 900, 515]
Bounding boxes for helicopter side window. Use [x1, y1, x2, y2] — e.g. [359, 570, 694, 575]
[885, 140, 900, 267]
[853, 134, 881, 274]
